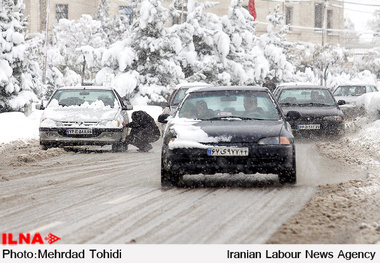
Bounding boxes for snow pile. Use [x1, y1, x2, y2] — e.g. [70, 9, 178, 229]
[0, 111, 41, 144]
[356, 92, 380, 117]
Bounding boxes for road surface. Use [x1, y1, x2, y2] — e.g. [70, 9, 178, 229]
[0, 138, 366, 244]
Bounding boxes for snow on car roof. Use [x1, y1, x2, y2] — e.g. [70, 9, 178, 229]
[278, 85, 327, 89]
[278, 82, 320, 87]
[188, 85, 266, 93]
[175, 82, 211, 89]
[57, 86, 114, 90]
[336, 84, 375, 87]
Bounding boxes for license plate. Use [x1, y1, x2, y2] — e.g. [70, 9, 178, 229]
[66, 129, 93, 135]
[297, 124, 320, 130]
[207, 147, 249, 156]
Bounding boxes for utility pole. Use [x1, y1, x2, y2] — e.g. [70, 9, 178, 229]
[321, 0, 326, 48]
[320, 0, 327, 86]
[43, 0, 50, 86]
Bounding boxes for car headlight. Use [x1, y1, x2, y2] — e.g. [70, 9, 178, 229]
[165, 128, 178, 145]
[258, 137, 290, 145]
[99, 114, 124, 128]
[40, 118, 59, 127]
[99, 120, 121, 128]
[323, 116, 342, 121]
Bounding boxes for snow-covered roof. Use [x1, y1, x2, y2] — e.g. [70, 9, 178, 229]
[57, 86, 114, 90]
[188, 85, 266, 93]
[337, 84, 376, 87]
[174, 82, 211, 90]
[278, 82, 320, 87]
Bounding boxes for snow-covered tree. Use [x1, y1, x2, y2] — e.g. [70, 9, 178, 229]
[257, 5, 294, 83]
[51, 15, 107, 86]
[0, 0, 42, 112]
[311, 44, 348, 86]
[355, 48, 380, 80]
[96, 37, 138, 101]
[94, 0, 131, 45]
[170, 0, 226, 84]
[220, 0, 257, 85]
[128, 0, 184, 104]
[367, 9, 380, 40]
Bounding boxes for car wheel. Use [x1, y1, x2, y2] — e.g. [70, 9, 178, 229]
[161, 159, 180, 187]
[112, 143, 127, 152]
[278, 168, 296, 184]
[40, 144, 52, 150]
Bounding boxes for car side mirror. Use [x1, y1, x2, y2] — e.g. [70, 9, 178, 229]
[36, 100, 46, 110]
[123, 105, 133, 110]
[337, 100, 346, 105]
[158, 113, 170, 123]
[285, 111, 301, 121]
[35, 104, 43, 110]
[121, 100, 133, 110]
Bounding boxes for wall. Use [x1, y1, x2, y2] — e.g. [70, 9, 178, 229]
[23, 0, 344, 45]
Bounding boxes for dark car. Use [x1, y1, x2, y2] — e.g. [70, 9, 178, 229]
[274, 85, 344, 136]
[37, 86, 133, 152]
[158, 86, 300, 187]
[162, 82, 211, 115]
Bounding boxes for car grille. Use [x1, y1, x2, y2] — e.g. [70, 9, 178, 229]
[299, 116, 322, 122]
[57, 129, 103, 137]
[61, 121, 99, 127]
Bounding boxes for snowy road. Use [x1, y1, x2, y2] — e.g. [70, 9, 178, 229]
[0, 138, 366, 244]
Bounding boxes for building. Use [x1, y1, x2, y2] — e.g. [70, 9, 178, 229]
[23, 0, 344, 45]
[203, 0, 345, 46]
[252, 0, 344, 46]
[23, 0, 131, 34]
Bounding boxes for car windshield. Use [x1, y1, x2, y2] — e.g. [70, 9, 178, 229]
[333, 86, 366, 96]
[171, 88, 189, 106]
[178, 90, 281, 120]
[278, 88, 336, 106]
[48, 89, 118, 108]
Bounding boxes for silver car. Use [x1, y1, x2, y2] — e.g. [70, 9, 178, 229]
[37, 86, 133, 151]
[333, 84, 378, 118]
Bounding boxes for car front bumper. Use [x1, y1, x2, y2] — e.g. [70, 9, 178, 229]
[340, 104, 365, 118]
[162, 144, 295, 175]
[290, 120, 344, 134]
[39, 127, 123, 146]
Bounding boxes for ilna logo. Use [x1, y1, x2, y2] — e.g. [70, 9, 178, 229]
[2, 233, 61, 245]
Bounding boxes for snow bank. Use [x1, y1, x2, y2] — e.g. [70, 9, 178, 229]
[356, 92, 380, 116]
[0, 111, 41, 144]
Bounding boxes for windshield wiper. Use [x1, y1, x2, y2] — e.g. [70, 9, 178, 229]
[302, 102, 331, 107]
[205, 116, 261, 121]
[280, 102, 298, 106]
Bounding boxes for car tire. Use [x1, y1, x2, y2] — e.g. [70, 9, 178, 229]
[40, 144, 52, 150]
[278, 168, 297, 184]
[112, 143, 127, 152]
[161, 159, 180, 187]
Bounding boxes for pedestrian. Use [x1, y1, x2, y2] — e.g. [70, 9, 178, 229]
[123, 110, 161, 152]
[262, 76, 276, 93]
